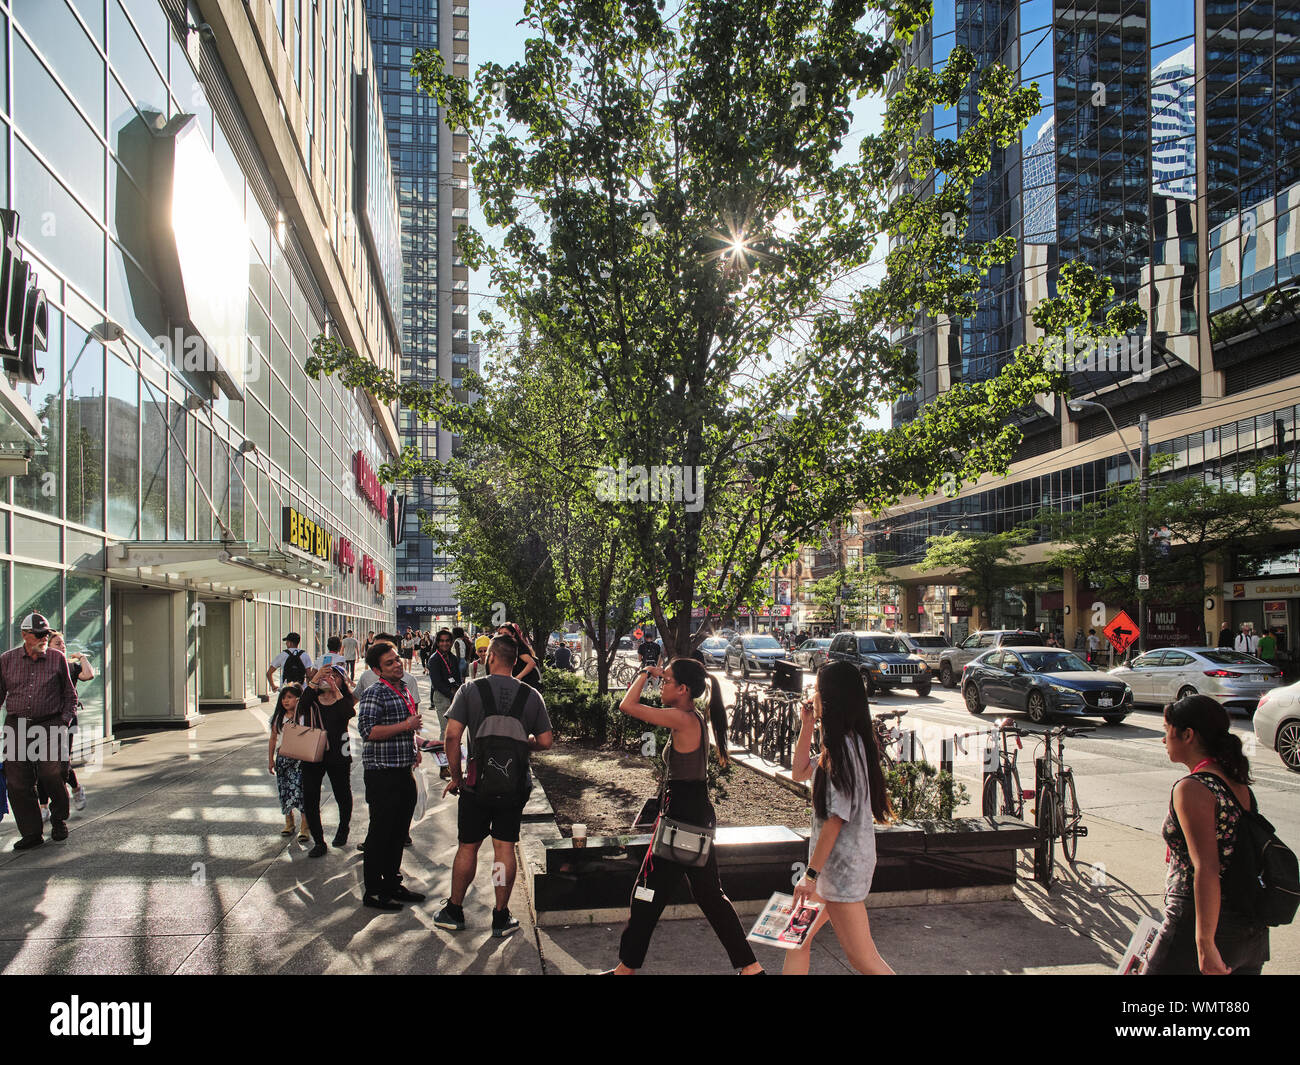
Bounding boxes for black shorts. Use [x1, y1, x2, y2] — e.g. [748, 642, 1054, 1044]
[457, 788, 526, 844]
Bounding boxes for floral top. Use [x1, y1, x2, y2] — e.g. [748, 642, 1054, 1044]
[1162, 771, 1252, 900]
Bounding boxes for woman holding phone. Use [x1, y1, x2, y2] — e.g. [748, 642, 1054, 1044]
[784, 660, 894, 975]
[297, 665, 357, 858]
[604, 659, 763, 975]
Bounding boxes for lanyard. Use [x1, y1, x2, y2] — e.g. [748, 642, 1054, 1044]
[436, 649, 455, 674]
[1190, 758, 1216, 775]
[381, 678, 416, 716]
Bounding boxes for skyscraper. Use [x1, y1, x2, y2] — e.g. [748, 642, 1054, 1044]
[366, 0, 471, 628]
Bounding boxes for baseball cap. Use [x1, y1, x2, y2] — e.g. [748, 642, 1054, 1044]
[283, 632, 301, 643]
[20, 612, 52, 637]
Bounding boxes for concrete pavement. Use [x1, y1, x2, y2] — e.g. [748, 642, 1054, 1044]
[1, 669, 1294, 974]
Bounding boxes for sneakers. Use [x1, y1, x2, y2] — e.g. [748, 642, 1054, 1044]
[362, 894, 402, 912]
[12, 836, 44, 852]
[51, 821, 68, 842]
[433, 900, 466, 931]
[308, 842, 328, 858]
[72, 786, 86, 811]
[41, 806, 51, 824]
[492, 908, 520, 939]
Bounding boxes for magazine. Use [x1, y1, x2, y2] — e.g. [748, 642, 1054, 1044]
[1116, 916, 1162, 975]
[747, 892, 822, 950]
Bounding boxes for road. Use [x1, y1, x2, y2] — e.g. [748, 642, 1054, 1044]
[707, 667, 1300, 846]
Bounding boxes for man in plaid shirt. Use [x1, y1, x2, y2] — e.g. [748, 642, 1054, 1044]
[1, 613, 79, 849]
[356, 641, 427, 911]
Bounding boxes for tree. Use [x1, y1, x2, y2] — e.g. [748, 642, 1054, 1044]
[809, 552, 893, 627]
[919, 530, 1033, 626]
[309, 1, 1140, 657]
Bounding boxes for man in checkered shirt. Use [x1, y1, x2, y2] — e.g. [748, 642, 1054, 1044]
[356, 641, 427, 911]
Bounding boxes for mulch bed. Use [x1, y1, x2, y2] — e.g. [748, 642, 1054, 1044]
[532, 740, 811, 836]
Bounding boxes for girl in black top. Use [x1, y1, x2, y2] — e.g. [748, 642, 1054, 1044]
[498, 624, 540, 689]
[605, 658, 762, 975]
[295, 665, 357, 857]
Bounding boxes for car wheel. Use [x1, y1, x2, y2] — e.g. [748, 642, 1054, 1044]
[1102, 713, 1127, 726]
[916, 680, 932, 698]
[863, 671, 876, 697]
[940, 662, 955, 688]
[1026, 690, 1048, 724]
[1177, 685, 1197, 701]
[964, 683, 984, 714]
[741, 659, 750, 679]
[1277, 720, 1300, 773]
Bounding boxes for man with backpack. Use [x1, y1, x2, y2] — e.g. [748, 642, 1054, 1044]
[267, 633, 312, 692]
[434, 635, 553, 937]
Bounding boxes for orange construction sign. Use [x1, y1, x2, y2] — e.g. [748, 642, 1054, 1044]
[1103, 610, 1139, 654]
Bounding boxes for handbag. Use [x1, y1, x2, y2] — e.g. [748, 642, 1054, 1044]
[279, 702, 327, 763]
[652, 815, 714, 867]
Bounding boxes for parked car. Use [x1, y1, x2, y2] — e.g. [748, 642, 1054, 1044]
[792, 638, 832, 672]
[1254, 681, 1300, 772]
[899, 632, 951, 671]
[937, 629, 1043, 688]
[724, 634, 786, 677]
[962, 646, 1133, 724]
[697, 636, 729, 668]
[826, 631, 932, 697]
[1109, 647, 1282, 713]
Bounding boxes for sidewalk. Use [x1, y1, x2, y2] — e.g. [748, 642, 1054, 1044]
[1, 674, 1295, 974]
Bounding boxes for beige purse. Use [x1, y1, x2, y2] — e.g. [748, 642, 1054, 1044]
[279, 702, 327, 763]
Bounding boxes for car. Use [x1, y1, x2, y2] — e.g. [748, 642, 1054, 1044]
[898, 632, 951, 671]
[1254, 681, 1300, 772]
[826, 631, 932, 697]
[961, 646, 1133, 724]
[724, 634, 786, 678]
[937, 629, 1044, 688]
[792, 638, 832, 672]
[697, 636, 729, 667]
[1109, 647, 1282, 713]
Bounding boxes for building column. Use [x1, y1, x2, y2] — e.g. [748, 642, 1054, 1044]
[1205, 557, 1225, 645]
[1063, 567, 1079, 646]
[901, 584, 921, 632]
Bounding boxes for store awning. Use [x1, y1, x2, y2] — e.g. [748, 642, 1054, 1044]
[107, 541, 332, 594]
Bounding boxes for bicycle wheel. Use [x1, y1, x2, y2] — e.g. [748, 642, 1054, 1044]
[1061, 770, 1081, 864]
[981, 772, 1000, 818]
[1034, 789, 1057, 886]
[583, 657, 598, 680]
[1006, 762, 1024, 820]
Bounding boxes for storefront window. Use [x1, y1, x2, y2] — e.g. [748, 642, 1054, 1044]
[66, 321, 105, 529]
[14, 563, 61, 630]
[15, 304, 64, 516]
[1233, 546, 1300, 578]
[65, 572, 105, 740]
[106, 351, 139, 537]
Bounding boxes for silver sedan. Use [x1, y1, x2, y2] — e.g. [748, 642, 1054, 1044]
[1109, 646, 1281, 712]
[1255, 681, 1300, 772]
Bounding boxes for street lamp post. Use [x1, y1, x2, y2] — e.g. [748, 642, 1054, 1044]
[1069, 400, 1150, 654]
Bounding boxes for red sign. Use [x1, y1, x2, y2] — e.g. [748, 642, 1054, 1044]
[354, 451, 389, 519]
[335, 536, 356, 573]
[1104, 610, 1139, 654]
[633, 627, 643, 639]
[360, 554, 377, 586]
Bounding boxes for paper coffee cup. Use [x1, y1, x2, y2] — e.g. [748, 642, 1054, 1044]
[572, 823, 587, 848]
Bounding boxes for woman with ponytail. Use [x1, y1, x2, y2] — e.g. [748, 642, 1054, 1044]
[1144, 694, 1269, 974]
[604, 657, 763, 975]
[784, 660, 894, 974]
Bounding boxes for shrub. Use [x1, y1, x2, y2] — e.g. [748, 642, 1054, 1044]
[884, 761, 970, 821]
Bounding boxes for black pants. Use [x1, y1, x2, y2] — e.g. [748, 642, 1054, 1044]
[618, 781, 756, 970]
[301, 756, 352, 844]
[1144, 895, 1269, 974]
[362, 767, 416, 899]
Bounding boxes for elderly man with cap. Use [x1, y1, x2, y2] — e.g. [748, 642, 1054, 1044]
[0, 613, 80, 849]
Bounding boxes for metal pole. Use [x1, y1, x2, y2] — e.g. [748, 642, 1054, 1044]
[1138, 413, 1149, 654]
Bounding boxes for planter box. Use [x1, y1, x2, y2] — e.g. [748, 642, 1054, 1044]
[527, 817, 1037, 921]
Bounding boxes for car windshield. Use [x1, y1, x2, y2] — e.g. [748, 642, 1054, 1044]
[860, 637, 903, 654]
[909, 636, 949, 648]
[746, 636, 781, 649]
[1019, 651, 1092, 673]
[702, 638, 727, 649]
[1201, 650, 1266, 666]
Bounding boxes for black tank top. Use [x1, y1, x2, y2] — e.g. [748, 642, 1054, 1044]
[666, 706, 708, 782]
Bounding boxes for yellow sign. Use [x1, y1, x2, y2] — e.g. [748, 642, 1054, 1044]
[282, 507, 333, 563]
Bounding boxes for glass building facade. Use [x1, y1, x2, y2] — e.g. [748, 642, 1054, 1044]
[366, 0, 469, 627]
[878, 0, 1300, 642]
[3, 0, 403, 753]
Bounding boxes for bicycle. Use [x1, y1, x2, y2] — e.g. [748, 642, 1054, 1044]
[982, 718, 1031, 819]
[872, 709, 926, 768]
[1032, 724, 1094, 886]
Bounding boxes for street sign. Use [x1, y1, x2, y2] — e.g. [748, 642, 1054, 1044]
[1104, 610, 1139, 655]
[1137, 574, 1150, 591]
[633, 627, 643, 640]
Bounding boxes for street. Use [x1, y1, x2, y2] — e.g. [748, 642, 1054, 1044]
[708, 667, 1300, 846]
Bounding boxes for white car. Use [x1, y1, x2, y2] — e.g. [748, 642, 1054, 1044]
[1255, 681, 1300, 772]
[1108, 646, 1281, 713]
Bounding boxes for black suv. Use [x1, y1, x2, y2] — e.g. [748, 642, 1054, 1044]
[826, 631, 932, 697]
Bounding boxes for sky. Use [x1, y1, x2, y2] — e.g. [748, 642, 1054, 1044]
[461, 2, 888, 425]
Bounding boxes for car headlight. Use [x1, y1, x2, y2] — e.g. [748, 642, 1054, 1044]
[1049, 683, 1079, 696]
[917, 663, 928, 671]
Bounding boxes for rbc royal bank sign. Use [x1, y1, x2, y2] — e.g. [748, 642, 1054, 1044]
[354, 451, 389, 519]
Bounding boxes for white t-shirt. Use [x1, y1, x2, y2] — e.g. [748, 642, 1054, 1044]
[271, 649, 313, 670]
[1235, 634, 1259, 654]
[341, 637, 360, 660]
[355, 668, 420, 705]
[317, 653, 348, 671]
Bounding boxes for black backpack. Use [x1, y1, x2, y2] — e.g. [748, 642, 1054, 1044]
[281, 649, 307, 684]
[1212, 777, 1300, 927]
[469, 678, 533, 805]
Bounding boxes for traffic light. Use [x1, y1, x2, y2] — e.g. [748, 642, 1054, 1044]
[456, 609, 462, 623]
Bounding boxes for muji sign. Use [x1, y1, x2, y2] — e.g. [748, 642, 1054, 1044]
[354, 451, 388, 518]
